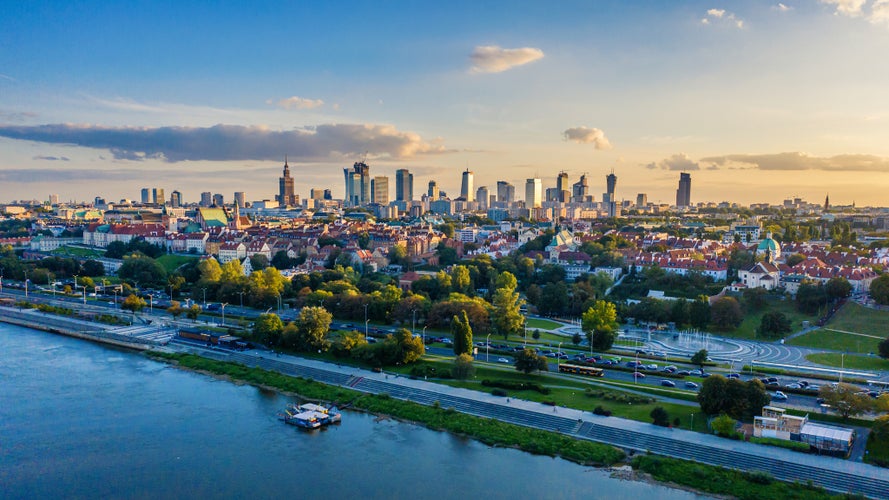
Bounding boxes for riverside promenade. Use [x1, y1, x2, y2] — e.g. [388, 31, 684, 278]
[166, 342, 889, 499]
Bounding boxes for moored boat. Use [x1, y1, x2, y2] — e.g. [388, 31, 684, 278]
[279, 402, 341, 429]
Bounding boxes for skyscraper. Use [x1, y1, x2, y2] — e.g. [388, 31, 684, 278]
[676, 172, 691, 208]
[213, 193, 224, 207]
[572, 174, 589, 202]
[153, 188, 165, 206]
[200, 192, 212, 207]
[496, 181, 515, 204]
[140, 188, 150, 204]
[279, 158, 297, 207]
[427, 180, 439, 200]
[344, 161, 370, 206]
[525, 178, 542, 208]
[48, 194, 59, 205]
[556, 171, 570, 202]
[460, 169, 474, 200]
[606, 170, 617, 198]
[395, 169, 413, 202]
[476, 186, 489, 210]
[234, 191, 246, 208]
[372, 176, 389, 204]
[636, 193, 647, 208]
[170, 190, 182, 208]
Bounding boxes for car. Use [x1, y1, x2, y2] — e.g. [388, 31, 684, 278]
[767, 377, 779, 383]
[798, 381, 809, 388]
[497, 357, 511, 364]
[660, 380, 676, 387]
[807, 384, 821, 391]
[689, 369, 703, 376]
[632, 372, 646, 379]
[726, 373, 740, 379]
[772, 391, 788, 400]
[645, 364, 658, 371]
[816, 397, 826, 405]
[676, 370, 691, 376]
[785, 383, 802, 390]
[700, 373, 711, 378]
[685, 381, 699, 389]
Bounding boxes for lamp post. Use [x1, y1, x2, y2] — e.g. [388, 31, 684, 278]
[81, 285, 86, 305]
[422, 325, 427, 346]
[149, 295, 153, 313]
[523, 316, 527, 346]
[412, 309, 417, 338]
[364, 303, 369, 339]
[558, 342, 563, 366]
[277, 293, 282, 314]
[168, 284, 174, 301]
[201, 288, 207, 307]
[365, 319, 370, 341]
[238, 291, 245, 308]
[840, 352, 845, 383]
[486, 333, 491, 362]
[113, 288, 118, 309]
[590, 329, 594, 357]
[221, 303, 228, 326]
[25, 278, 29, 298]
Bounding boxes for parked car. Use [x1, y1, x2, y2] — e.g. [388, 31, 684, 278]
[633, 372, 646, 379]
[676, 370, 691, 376]
[497, 357, 511, 364]
[689, 369, 703, 376]
[785, 383, 802, 390]
[726, 373, 740, 379]
[660, 380, 676, 387]
[772, 391, 788, 400]
[685, 381, 699, 389]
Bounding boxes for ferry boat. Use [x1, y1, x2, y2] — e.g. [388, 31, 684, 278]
[280, 403, 341, 429]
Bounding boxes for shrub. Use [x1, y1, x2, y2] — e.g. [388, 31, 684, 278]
[593, 406, 612, 416]
[491, 389, 508, 397]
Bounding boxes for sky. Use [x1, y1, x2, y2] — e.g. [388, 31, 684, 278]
[2, 0, 889, 207]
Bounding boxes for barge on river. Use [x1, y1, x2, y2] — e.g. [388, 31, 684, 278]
[280, 403, 342, 429]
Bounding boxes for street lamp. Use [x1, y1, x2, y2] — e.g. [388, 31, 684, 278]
[221, 303, 228, 326]
[412, 309, 417, 338]
[238, 291, 245, 308]
[168, 284, 174, 301]
[365, 319, 370, 340]
[422, 325, 428, 346]
[486, 333, 491, 362]
[25, 278, 29, 298]
[81, 285, 86, 305]
[558, 342, 563, 366]
[364, 303, 369, 338]
[201, 288, 207, 307]
[149, 295, 154, 313]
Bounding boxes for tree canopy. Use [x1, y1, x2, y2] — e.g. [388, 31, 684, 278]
[514, 348, 549, 374]
[581, 300, 618, 351]
[452, 310, 473, 356]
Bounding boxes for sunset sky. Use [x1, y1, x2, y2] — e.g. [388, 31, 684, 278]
[2, 0, 889, 206]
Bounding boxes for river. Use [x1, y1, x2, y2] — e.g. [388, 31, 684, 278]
[0, 323, 710, 499]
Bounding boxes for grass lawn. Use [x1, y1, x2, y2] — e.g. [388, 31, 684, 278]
[805, 352, 889, 371]
[525, 318, 566, 330]
[156, 254, 198, 273]
[823, 302, 889, 338]
[52, 245, 104, 258]
[722, 298, 818, 341]
[787, 328, 882, 354]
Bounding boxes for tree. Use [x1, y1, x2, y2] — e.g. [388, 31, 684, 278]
[118, 256, 168, 287]
[254, 313, 285, 347]
[871, 274, 889, 305]
[82, 260, 105, 276]
[452, 353, 476, 379]
[394, 328, 425, 364]
[826, 277, 852, 301]
[650, 407, 670, 427]
[490, 271, 524, 339]
[691, 349, 709, 370]
[689, 296, 711, 329]
[581, 300, 618, 352]
[572, 332, 582, 346]
[514, 348, 549, 374]
[758, 311, 792, 339]
[166, 300, 184, 319]
[121, 294, 146, 314]
[710, 296, 743, 330]
[879, 336, 889, 359]
[186, 304, 201, 321]
[819, 383, 873, 420]
[711, 414, 738, 437]
[697, 375, 768, 420]
[452, 310, 473, 356]
[538, 281, 568, 316]
[330, 330, 368, 358]
[742, 287, 768, 311]
[796, 282, 829, 314]
[291, 306, 333, 352]
[785, 253, 805, 267]
[450, 265, 472, 295]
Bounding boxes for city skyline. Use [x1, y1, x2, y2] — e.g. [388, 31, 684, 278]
[2, 1, 889, 206]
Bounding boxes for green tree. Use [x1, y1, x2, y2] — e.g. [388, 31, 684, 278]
[538, 281, 568, 316]
[452, 310, 473, 356]
[650, 407, 670, 427]
[711, 414, 738, 437]
[689, 296, 711, 329]
[490, 271, 524, 339]
[710, 296, 743, 330]
[691, 349, 709, 370]
[450, 265, 472, 295]
[254, 313, 285, 347]
[871, 274, 889, 305]
[819, 383, 874, 421]
[452, 353, 476, 380]
[186, 304, 201, 321]
[514, 348, 549, 374]
[293, 306, 333, 352]
[572, 332, 582, 345]
[758, 311, 792, 339]
[698, 375, 770, 420]
[121, 294, 146, 314]
[166, 300, 183, 319]
[330, 330, 368, 358]
[825, 277, 852, 301]
[394, 328, 425, 364]
[879, 336, 889, 359]
[118, 256, 168, 287]
[581, 300, 618, 352]
[785, 253, 805, 267]
[82, 260, 105, 276]
[197, 258, 223, 282]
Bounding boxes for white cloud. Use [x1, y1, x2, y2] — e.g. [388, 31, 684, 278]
[870, 0, 889, 25]
[774, 3, 793, 12]
[0, 122, 453, 162]
[645, 153, 701, 171]
[701, 152, 889, 171]
[821, 0, 867, 16]
[469, 45, 545, 74]
[702, 8, 745, 28]
[562, 127, 612, 150]
[268, 96, 325, 110]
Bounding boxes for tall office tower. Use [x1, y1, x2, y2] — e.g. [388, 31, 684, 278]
[636, 193, 647, 208]
[170, 190, 182, 208]
[200, 192, 212, 207]
[427, 180, 440, 200]
[545, 187, 561, 202]
[606, 170, 617, 199]
[48, 194, 59, 205]
[572, 174, 589, 201]
[94, 197, 106, 207]
[278, 158, 297, 207]
[212, 193, 224, 207]
[310, 188, 325, 200]
[372, 176, 389, 204]
[153, 188, 165, 206]
[395, 168, 413, 202]
[141, 188, 151, 204]
[476, 186, 489, 210]
[496, 181, 515, 203]
[460, 169, 474, 200]
[525, 178, 542, 208]
[323, 189, 332, 200]
[234, 192, 246, 208]
[556, 171, 570, 202]
[343, 161, 370, 206]
[676, 172, 691, 208]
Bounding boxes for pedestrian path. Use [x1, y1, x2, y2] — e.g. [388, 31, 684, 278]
[167, 343, 889, 499]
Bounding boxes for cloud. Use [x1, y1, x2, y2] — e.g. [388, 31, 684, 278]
[870, 0, 889, 25]
[821, 0, 867, 16]
[0, 123, 452, 163]
[774, 3, 793, 11]
[469, 45, 544, 74]
[701, 152, 889, 171]
[562, 127, 613, 150]
[32, 155, 70, 161]
[701, 8, 745, 27]
[268, 96, 325, 110]
[645, 153, 701, 171]
[0, 110, 38, 122]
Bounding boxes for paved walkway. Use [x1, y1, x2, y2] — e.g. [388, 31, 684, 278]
[165, 342, 889, 499]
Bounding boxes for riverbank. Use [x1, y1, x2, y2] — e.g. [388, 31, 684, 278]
[0, 306, 153, 351]
[147, 351, 853, 500]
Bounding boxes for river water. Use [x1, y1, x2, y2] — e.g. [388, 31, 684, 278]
[0, 323, 710, 499]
